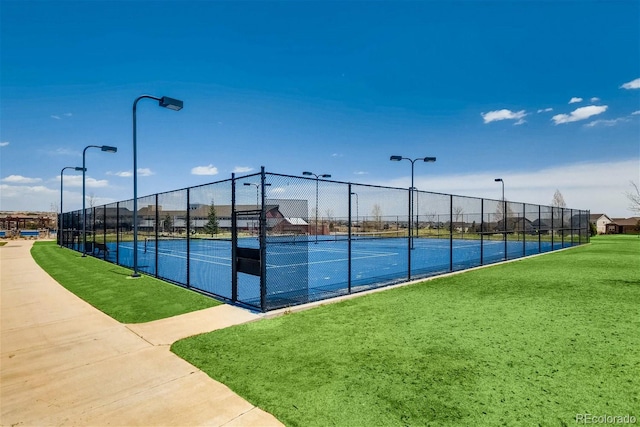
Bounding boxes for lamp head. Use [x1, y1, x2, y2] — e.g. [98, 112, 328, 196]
[320, 174, 331, 178]
[75, 167, 86, 171]
[101, 145, 118, 153]
[302, 171, 313, 176]
[495, 178, 503, 182]
[390, 155, 402, 161]
[159, 96, 183, 111]
[423, 157, 436, 162]
[243, 182, 252, 186]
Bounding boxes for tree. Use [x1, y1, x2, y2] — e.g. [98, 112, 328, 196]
[325, 208, 335, 232]
[163, 214, 173, 233]
[372, 204, 383, 230]
[203, 200, 219, 236]
[88, 192, 97, 208]
[551, 189, 566, 208]
[551, 189, 567, 232]
[626, 181, 640, 214]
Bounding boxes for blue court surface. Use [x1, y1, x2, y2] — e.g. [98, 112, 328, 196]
[100, 235, 569, 309]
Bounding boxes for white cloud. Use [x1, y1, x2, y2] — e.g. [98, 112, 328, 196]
[114, 171, 132, 178]
[108, 168, 151, 178]
[232, 166, 253, 173]
[354, 171, 369, 175]
[585, 117, 629, 128]
[331, 153, 343, 158]
[481, 109, 527, 124]
[381, 159, 638, 218]
[0, 184, 58, 211]
[51, 112, 72, 120]
[631, 111, 640, 115]
[620, 78, 640, 89]
[0, 141, 9, 147]
[53, 148, 78, 156]
[191, 164, 219, 176]
[1, 175, 42, 184]
[137, 168, 154, 177]
[590, 97, 600, 103]
[552, 105, 608, 125]
[569, 97, 583, 104]
[59, 174, 109, 188]
[269, 187, 286, 194]
[537, 108, 553, 113]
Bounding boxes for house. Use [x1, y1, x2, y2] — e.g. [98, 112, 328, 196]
[590, 213, 612, 235]
[607, 217, 640, 234]
[136, 203, 309, 234]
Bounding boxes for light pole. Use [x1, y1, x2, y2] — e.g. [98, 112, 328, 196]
[244, 182, 271, 207]
[390, 156, 436, 248]
[82, 145, 117, 256]
[60, 166, 85, 247]
[302, 171, 331, 243]
[494, 178, 504, 202]
[132, 95, 183, 278]
[350, 192, 359, 227]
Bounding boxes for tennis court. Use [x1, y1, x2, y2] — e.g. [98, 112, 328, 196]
[101, 232, 564, 311]
[62, 169, 589, 311]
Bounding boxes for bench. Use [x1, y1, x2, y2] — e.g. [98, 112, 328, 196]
[92, 242, 109, 257]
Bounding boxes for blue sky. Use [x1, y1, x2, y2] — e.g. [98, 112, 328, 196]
[1, 0, 638, 217]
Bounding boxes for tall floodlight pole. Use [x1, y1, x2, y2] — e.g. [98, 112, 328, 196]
[495, 178, 504, 202]
[390, 156, 436, 249]
[350, 192, 359, 227]
[82, 145, 117, 256]
[60, 166, 85, 247]
[302, 171, 331, 243]
[244, 182, 271, 207]
[132, 95, 183, 278]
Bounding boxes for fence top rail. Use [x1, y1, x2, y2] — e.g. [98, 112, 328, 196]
[61, 168, 591, 217]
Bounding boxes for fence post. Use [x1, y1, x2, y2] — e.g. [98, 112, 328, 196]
[155, 193, 159, 278]
[550, 206, 554, 250]
[260, 167, 267, 312]
[116, 202, 120, 264]
[480, 198, 484, 265]
[561, 207, 565, 248]
[407, 188, 412, 280]
[449, 195, 453, 272]
[102, 205, 107, 260]
[522, 203, 526, 256]
[186, 187, 191, 288]
[231, 173, 237, 303]
[538, 204, 541, 253]
[503, 199, 508, 260]
[348, 183, 352, 293]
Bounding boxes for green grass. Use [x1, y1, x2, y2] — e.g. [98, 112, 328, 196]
[31, 241, 220, 323]
[172, 235, 640, 426]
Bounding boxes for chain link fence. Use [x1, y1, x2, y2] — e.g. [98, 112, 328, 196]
[60, 168, 590, 312]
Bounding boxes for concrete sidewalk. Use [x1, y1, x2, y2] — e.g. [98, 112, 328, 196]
[0, 240, 283, 426]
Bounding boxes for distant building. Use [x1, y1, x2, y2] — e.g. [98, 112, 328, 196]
[136, 203, 309, 234]
[607, 217, 640, 235]
[590, 213, 612, 235]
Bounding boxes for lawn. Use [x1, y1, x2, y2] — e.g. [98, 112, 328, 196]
[172, 235, 640, 426]
[31, 241, 221, 323]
